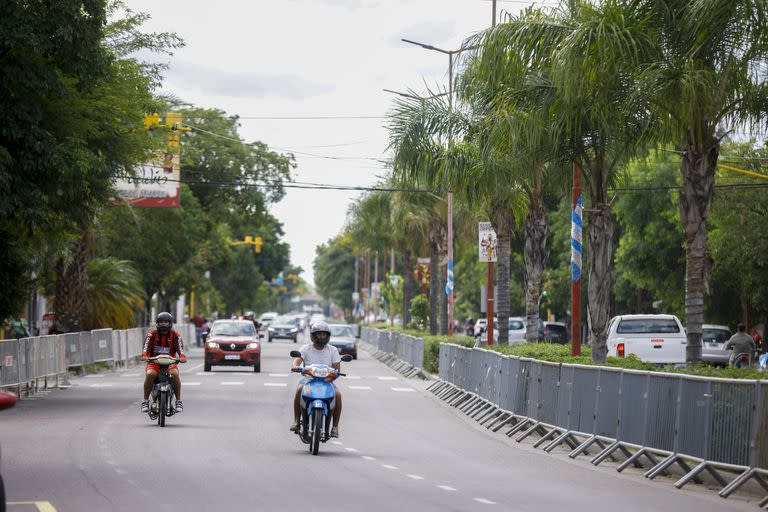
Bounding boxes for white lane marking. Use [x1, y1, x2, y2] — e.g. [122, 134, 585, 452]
[269, 373, 289, 377]
[120, 374, 141, 378]
[264, 382, 287, 387]
[221, 382, 244, 386]
[345, 375, 361, 380]
[229, 372, 252, 376]
[184, 363, 203, 372]
[348, 385, 372, 390]
[382, 464, 399, 470]
[474, 498, 496, 505]
[361, 456, 376, 461]
[84, 374, 106, 378]
[345, 447, 359, 453]
[89, 384, 113, 388]
[331, 441, 343, 445]
[407, 474, 425, 480]
[437, 485, 457, 492]
[391, 387, 415, 392]
[185, 382, 201, 386]
[377, 376, 398, 381]
[195, 372, 215, 376]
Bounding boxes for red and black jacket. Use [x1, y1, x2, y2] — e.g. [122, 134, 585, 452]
[142, 329, 185, 359]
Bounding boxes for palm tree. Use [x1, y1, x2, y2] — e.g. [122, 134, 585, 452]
[628, 0, 768, 362]
[83, 257, 146, 330]
[472, 2, 656, 360]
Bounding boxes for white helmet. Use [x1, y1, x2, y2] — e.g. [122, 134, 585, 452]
[310, 321, 331, 346]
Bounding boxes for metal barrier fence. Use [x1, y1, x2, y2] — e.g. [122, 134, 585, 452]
[360, 327, 425, 377]
[0, 324, 193, 395]
[429, 344, 768, 503]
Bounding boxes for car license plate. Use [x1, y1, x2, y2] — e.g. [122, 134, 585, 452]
[224, 354, 241, 360]
[708, 342, 719, 348]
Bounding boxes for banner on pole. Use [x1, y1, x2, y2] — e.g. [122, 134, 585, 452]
[445, 259, 454, 295]
[478, 222, 498, 262]
[111, 150, 181, 208]
[571, 195, 583, 281]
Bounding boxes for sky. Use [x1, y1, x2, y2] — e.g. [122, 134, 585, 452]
[127, 0, 552, 286]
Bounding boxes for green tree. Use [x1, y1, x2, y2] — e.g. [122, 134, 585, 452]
[314, 235, 357, 317]
[83, 258, 145, 329]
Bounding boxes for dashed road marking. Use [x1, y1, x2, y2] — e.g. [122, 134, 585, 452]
[229, 372, 252, 375]
[382, 464, 399, 470]
[221, 382, 244, 386]
[377, 376, 398, 381]
[264, 382, 287, 387]
[348, 385, 372, 390]
[391, 387, 415, 392]
[269, 373, 289, 377]
[346, 375, 361, 380]
[89, 384, 113, 388]
[474, 498, 496, 505]
[331, 441, 343, 445]
[8, 502, 58, 512]
[184, 363, 203, 372]
[407, 474, 425, 480]
[361, 456, 376, 461]
[185, 382, 201, 386]
[437, 485, 457, 492]
[84, 374, 106, 378]
[345, 447, 360, 453]
[195, 372, 215, 376]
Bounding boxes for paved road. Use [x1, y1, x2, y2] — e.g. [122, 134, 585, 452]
[0, 336, 756, 511]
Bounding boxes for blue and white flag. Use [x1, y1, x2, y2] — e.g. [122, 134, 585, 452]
[445, 259, 454, 295]
[277, 272, 284, 285]
[570, 195, 583, 282]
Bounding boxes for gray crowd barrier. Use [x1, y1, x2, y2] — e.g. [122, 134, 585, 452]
[427, 343, 768, 506]
[0, 324, 194, 396]
[360, 327, 425, 378]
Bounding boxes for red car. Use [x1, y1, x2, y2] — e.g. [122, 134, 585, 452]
[204, 320, 261, 372]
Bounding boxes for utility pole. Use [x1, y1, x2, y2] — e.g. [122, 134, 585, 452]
[492, 0, 497, 27]
[571, 162, 583, 356]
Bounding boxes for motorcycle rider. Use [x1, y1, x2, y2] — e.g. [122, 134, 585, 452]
[243, 310, 262, 332]
[290, 321, 343, 438]
[140, 312, 187, 413]
[725, 323, 757, 367]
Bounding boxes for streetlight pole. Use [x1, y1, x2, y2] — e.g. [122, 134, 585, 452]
[401, 38, 466, 336]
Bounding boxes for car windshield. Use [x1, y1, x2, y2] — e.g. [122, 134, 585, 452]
[616, 319, 680, 334]
[210, 323, 255, 337]
[330, 325, 354, 337]
[547, 324, 567, 334]
[703, 328, 730, 344]
[508, 320, 524, 330]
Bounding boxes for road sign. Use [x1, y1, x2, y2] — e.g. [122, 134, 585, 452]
[478, 222, 498, 262]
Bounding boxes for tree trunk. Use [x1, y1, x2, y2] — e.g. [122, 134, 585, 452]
[53, 230, 91, 333]
[679, 134, 718, 364]
[402, 247, 414, 328]
[587, 202, 614, 362]
[496, 232, 511, 345]
[524, 199, 548, 343]
[428, 232, 439, 335]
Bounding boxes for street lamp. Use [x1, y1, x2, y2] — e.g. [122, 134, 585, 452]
[400, 38, 475, 336]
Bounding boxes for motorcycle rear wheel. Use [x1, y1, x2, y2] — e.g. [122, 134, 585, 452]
[311, 409, 322, 455]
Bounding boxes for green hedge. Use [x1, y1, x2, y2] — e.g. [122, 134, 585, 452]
[423, 335, 475, 373]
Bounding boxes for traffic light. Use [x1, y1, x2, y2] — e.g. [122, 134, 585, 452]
[254, 236, 262, 254]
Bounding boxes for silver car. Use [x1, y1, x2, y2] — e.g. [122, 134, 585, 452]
[702, 324, 731, 366]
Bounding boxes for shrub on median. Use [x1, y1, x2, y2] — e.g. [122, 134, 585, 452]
[423, 335, 475, 374]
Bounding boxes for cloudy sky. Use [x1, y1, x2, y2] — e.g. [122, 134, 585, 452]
[128, 0, 551, 286]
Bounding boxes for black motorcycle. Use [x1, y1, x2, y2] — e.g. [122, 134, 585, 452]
[146, 355, 182, 427]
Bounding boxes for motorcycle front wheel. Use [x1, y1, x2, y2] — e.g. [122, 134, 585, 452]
[311, 409, 322, 455]
[159, 390, 167, 427]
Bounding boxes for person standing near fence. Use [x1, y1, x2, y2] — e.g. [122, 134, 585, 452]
[725, 323, 756, 366]
[192, 313, 204, 347]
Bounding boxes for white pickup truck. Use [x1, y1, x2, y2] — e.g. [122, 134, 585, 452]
[606, 314, 687, 364]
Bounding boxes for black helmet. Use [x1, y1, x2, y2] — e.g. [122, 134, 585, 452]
[310, 321, 331, 346]
[156, 312, 173, 334]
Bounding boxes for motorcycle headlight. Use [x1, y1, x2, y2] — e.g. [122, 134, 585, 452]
[248, 342, 259, 349]
[311, 367, 329, 378]
[207, 342, 218, 349]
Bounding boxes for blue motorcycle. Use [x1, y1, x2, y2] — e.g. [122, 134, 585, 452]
[290, 350, 352, 455]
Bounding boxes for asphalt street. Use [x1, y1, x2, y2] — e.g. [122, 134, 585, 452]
[0, 334, 757, 512]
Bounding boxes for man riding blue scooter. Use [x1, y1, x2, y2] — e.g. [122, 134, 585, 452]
[290, 321, 343, 438]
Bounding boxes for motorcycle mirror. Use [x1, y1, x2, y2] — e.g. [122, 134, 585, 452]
[340, 355, 352, 362]
[290, 350, 302, 358]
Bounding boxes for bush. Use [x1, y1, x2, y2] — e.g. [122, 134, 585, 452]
[407, 295, 430, 331]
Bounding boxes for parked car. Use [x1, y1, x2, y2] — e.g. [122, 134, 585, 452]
[493, 317, 528, 344]
[542, 321, 569, 344]
[702, 324, 731, 366]
[205, 320, 261, 372]
[257, 311, 278, 338]
[267, 317, 300, 343]
[328, 323, 358, 360]
[310, 313, 326, 325]
[606, 314, 686, 364]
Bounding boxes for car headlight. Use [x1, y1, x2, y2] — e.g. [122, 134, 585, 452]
[290, 328, 298, 333]
[207, 342, 218, 348]
[248, 342, 259, 349]
[268, 327, 275, 332]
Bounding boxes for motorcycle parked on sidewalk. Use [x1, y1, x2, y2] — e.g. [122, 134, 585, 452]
[290, 350, 352, 455]
[146, 355, 182, 427]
